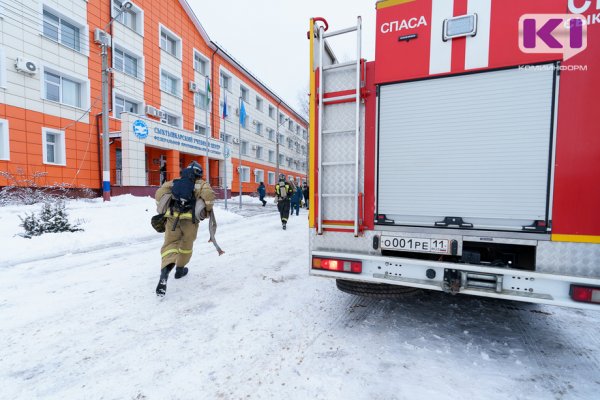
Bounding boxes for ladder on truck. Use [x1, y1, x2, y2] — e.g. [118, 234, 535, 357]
[316, 17, 363, 236]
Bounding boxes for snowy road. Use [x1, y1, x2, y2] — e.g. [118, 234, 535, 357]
[2, 204, 600, 400]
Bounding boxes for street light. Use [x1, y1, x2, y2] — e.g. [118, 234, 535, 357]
[97, 1, 133, 201]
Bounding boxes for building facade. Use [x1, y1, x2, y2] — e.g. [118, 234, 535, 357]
[0, 0, 308, 197]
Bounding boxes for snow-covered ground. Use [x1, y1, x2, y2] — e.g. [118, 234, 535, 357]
[1, 196, 600, 400]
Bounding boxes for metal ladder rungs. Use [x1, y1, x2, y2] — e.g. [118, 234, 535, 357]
[323, 60, 359, 71]
[322, 161, 355, 166]
[323, 94, 357, 104]
[323, 26, 358, 38]
[322, 129, 355, 135]
[322, 194, 354, 198]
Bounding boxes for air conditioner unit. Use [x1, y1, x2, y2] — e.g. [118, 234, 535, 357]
[145, 105, 163, 119]
[94, 28, 112, 46]
[232, 137, 240, 144]
[251, 145, 258, 150]
[15, 58, 38, 75]
[189, 81, 199, 92]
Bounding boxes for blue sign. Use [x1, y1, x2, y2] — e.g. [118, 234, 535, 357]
[133, 120, 149, 140]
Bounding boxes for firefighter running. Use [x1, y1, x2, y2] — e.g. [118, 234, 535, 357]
[154, 161, 215, 296]
[275, 174, 294, 230]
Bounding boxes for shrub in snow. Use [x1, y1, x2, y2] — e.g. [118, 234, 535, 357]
[19, 201, 83, 238]
[0, 168, 94, 206]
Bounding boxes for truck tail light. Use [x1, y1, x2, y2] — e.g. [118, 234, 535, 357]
[312, 257, 362, 274]
[570, 285, 600, 304]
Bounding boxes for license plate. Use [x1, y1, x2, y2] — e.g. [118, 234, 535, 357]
[380, 236, 449, 254]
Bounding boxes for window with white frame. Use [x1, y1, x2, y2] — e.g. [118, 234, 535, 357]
[240, 86, 249, 102]
[114, 95, 139, 118]
[296, 125, 301, 135]
[220, 132, 232, 143]
[279, 113, 286, 125]
[160, 26, 180, 58]
[220, 72, 231, 91]
[194, 123, 207, 136]
[112, 0, 143, 34]
[0, 119, 9, 160]
[114, 47, 141, 78]
[239, 166, 250, 183]
[255, 169, 264, 183]
[194, 51, 209, 75]
[268, 171, 275, 185]
[302, 129, 307, 139]
[194, 91, 208, 110]
[241, 140, 248, 156]
[160, 70, 180, 97]
[255, 122, 263, 135]
[161, 110, 180, 128]
[43, 7, 82, 52]
[267, 128, 275, 141]
[268, 105, 275, 119]
[279, 154, 285, 165]
[256, 96, 263, 111]
[268, 150, 275, 163]
[278, 134, 285, 144]
[288, 120, 294, 131]
[255, 145, 263, 160]
[42, 128, 66, 165]
[44, 69, 85, 108]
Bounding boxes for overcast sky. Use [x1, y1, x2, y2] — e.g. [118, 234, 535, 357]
[187, 0, 377, 115]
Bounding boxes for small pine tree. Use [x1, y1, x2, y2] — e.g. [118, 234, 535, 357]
[19, 201, 83, 238]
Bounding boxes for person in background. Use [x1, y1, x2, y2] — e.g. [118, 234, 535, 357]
[291, 184, 303, 216]
[302, 182, 309, 210]
[257, 182, 267, 207]
[275, 174, 293, 230]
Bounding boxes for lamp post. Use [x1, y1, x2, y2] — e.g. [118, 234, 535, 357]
[97, 1, 133, 201]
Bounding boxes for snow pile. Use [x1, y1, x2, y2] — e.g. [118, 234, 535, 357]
[228, 194, 276, 205]
[0, 195, 242, 268]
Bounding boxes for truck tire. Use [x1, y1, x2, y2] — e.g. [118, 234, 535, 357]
[336, 279, 421, 298]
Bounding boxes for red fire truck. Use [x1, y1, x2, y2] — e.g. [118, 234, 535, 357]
[307, 0, 600, 309]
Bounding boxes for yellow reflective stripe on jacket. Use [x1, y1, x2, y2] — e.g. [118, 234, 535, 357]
[161, 248, 180, 258]
[178, 248, 193, 254]
[165, 210, 194, 219]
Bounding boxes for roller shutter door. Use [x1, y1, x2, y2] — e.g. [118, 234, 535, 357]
[377, 65, 556, 231]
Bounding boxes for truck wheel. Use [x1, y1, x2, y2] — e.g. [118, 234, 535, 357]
[336, 279, 421, 298]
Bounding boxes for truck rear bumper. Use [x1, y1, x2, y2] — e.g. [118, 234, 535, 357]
[311, 251, 600, 310]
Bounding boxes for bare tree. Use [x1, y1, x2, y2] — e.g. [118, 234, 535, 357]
[296, 84, 310, 120]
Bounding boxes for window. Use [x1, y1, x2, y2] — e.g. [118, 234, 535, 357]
[288, 175, 294, 181]
[160, 26, 181, 58]
[161, 110, 180, 128]
[255, 169, 264, 183]
[240, 86, 249, 102]
[0, 119, 9, 160]
[160, 70, 180, 97]
[267, 128, 275, 141]
[296, 125, 301, 135]
[268, 105, 275, 119]
[268, 150, 275, 163]
[43, 8, 81, 52]
[112, 0, 142, 34]
[194, 51, 208, 75]
[256, 96, 263, 111]
[255, 122, 263, 135]
[302, 130, 307, 139]
[268, 171, 275, 185]
[220, 132, 232, 143]
[114, 47, 140, 78]
[44, 70, 83, 108]
[114, 96, 139, 118]
[279, 154, 285, 165]
[288, 120, 294, 131]
[256, 146, 263, 160]
[220, 72, 231, 91]
[194, 91, 208, 110]
[239, 166, 250, 183]
[278, 134, 285, 144]
[241, 140, 248, 156]
[220, 100, 232, 118]
[42, 128, 66, 165]
[279, 113, 286, 125]
[194, 123, 207, 136]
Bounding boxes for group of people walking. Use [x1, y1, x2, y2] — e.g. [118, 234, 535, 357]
[258, 175, 309, 230]
[153, 165, 310, 296]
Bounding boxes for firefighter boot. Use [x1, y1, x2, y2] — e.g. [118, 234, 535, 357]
[174, 266, 189, 279]
[156, 263, 175, 297]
